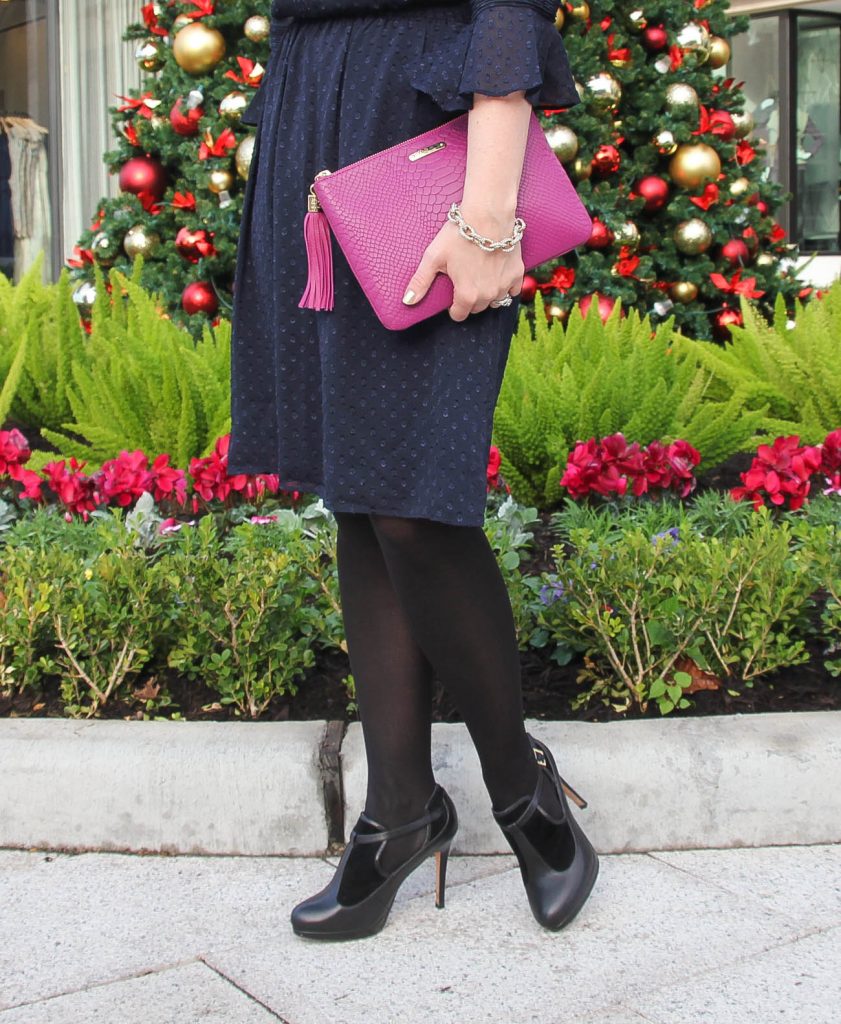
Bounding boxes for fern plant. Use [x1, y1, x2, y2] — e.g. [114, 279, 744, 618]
[672, 278, 841, 444]
[492, 291, 768, 508]
[40, 262, 232, 471]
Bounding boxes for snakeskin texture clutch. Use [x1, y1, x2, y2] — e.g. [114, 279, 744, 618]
[298, 109, 592, 331]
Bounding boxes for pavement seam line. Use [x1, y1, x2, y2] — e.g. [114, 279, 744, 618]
[0, 956, 206, 1013]
[199, 957, 293, 1023]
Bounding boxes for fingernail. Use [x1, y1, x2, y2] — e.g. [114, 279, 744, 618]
[402, 289, 416, 305]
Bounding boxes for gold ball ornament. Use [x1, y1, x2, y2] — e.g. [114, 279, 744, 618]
[669, 281, 699, 303]
[731, 110, 754, 139]
[554, 8, 564, 30]
[244, 15, 271, 43]
[585, 72, 622, 113]
[571, 156, 593, 181]
[568, 2, 589, 20]
[219, 90, 249, 123]
[674, 218, 713, 255]
[708, 36, 731, 69]
[665, 82, 699, 115]
[675, 22, 712, 67]
[729, 176, 751, 197]
[545, 124, 579, 163]
[123, 224, 161, 260]
[236, 135, 256, 180]
[653, 129, 678, 155]
[91, 231, 119, 266]
[668, 142, 721, 188]
[173, 23, 227, 75]
[135, 38, 165, 72]
[614, 220, 640, 251]
[628, 10, 647, 32]
[208, 167, 235, 194]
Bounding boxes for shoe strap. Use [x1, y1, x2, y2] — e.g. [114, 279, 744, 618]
[351, 786, 447, 845]
[494, 751, 565, 830]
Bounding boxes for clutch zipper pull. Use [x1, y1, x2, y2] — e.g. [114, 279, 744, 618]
[298, 168, 334, 312]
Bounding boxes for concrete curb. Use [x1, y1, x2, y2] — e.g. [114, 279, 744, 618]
[2, 711, 840, 855]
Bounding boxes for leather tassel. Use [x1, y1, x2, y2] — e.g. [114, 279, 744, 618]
[298, 170, 334, 311]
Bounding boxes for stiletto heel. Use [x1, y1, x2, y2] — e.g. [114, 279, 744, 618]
[532, 742, 587, 808]
[494, 735, 599, 931]
[290, 783, 458, 940]
[434, 843, 451, 909]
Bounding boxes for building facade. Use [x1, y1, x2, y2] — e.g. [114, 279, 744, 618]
[0, 0, 838, 285]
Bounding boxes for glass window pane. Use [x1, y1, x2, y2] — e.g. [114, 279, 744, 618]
[729, 14, 783, 185]
[0, 0, 52, 282]
[795, 15, 840, 251]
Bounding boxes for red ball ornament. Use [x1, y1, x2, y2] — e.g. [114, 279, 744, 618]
[636, 176, 669, 212]
[170, 97, 203, 137]
[175, 227, 212, 263]
[587, 218, 614, 248]
[642, 26, 669, 51]
[119, 155, 167, 200]
[720, 238, 750, 267]
[519, 274, 538, 302]
[756, 201, 768, 215]
[182, 281, 218, 316]
[713, 307, 743, 340]
[591, 144, 621, 177]
[578, 292, 621, 323]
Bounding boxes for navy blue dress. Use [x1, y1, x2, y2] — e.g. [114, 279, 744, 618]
[228, 0, 580, 526]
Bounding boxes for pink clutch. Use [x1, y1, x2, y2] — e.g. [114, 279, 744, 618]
[298, 109, 592, 331]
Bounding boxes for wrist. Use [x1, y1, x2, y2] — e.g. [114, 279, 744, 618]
[456, 201, 520, 240]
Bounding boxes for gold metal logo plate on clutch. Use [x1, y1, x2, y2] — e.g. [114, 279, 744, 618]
[408, 141, 446, 162]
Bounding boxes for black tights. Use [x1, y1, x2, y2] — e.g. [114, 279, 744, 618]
[334, 510, 546, 866]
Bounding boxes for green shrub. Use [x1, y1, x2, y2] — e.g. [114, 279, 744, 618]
[493, 292, 767, 508]
[674, 279, 841, 444]
[161, 514, 324, 718]
[536, 500, 819, 714]
[39, 263, 232, 471]
[0, 257, 89, 436]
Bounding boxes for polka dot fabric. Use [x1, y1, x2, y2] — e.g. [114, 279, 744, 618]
[228, 1, 580, 527]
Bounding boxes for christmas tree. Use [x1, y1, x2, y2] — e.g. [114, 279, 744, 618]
[529, 0, 810, 339]
[71, 0, 810, 339]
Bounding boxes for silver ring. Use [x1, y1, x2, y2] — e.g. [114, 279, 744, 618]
[489, 294, 513, 308]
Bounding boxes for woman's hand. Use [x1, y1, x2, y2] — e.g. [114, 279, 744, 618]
[401, 204, 524, 321]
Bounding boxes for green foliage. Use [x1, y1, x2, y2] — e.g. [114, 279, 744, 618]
[536, 495, 824, 713]
[161, 514, 322, 718]
[483, 493, 541, 642]
[40, 263, 232, 469]
[673, 278, 841, 444]
[0, 256, 89, 434]
[493, 292, 767, 507]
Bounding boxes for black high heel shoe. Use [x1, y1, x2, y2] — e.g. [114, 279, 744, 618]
[290, 783, 458, 941]
[493, 734, 599, 931]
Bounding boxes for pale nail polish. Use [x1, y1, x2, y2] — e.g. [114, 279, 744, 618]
[402, 289, 416, 305]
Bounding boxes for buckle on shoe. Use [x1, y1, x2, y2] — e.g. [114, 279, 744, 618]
[532, 745, 547, 768]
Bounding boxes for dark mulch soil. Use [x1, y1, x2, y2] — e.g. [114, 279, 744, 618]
[1, 448, 838, 722]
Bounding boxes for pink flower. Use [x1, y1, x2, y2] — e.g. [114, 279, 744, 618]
[41, 458, 100, 520]
[0, 428, 31, 477]
[730, 434, 823, 511]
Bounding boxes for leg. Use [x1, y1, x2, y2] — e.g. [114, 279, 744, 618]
[367, 513, 549, 813]
[334, 511, 438, 871]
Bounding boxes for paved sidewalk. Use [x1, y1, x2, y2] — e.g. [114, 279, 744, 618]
[1, 844, 839, 1023]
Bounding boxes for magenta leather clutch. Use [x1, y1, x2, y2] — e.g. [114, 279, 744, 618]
[298, 109, 592, 331]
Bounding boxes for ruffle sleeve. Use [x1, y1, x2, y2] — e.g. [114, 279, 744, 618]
[406, 0, 581, 113]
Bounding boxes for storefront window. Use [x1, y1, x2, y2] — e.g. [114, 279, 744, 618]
[730, 5, 841, 255]
[0, 0, 52, 282]
[795, 13, 840, 252]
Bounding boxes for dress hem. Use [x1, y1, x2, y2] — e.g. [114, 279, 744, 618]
[226, 467, 487, 527]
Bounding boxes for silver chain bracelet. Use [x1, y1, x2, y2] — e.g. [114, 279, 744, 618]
[447, 203, 526, 253]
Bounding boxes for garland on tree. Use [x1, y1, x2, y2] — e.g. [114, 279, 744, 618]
[70, 0, 812, 339]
